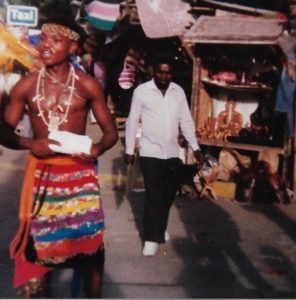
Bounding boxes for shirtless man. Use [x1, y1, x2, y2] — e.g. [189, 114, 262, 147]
[0, 16, 118, 298]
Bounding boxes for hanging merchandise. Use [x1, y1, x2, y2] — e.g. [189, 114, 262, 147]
[118, 49, 138, 89]
[135, 0, 194, 38]
[84, 0, 120, 31]
[118, 48, 151, 89]
[118, 62, 136, 89]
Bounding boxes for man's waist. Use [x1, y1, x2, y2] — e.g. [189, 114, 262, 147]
[139, 148, 180, 159]
[29, 153, 96, 167]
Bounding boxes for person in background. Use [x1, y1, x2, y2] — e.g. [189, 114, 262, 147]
[124, 52, 203, 256]
[0, 15, 118, 298]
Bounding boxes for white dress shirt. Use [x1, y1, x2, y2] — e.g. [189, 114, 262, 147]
[125, 79, 200, 159]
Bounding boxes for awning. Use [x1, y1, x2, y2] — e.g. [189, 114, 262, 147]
[135, 0, 194, 38]
[183, 15, 283, 44]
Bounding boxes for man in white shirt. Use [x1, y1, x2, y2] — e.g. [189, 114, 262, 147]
[124, 52, 203, 256]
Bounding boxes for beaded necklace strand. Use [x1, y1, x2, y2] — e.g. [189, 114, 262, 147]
[32, 64, 77, 131]
[45, 69, 72, 88]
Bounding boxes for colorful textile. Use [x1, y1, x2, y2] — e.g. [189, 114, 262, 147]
[118, 68, 136, 89]
[11, 154, 104, 286]
[85, 0, 120, 31]
[275, 66, 295, 137]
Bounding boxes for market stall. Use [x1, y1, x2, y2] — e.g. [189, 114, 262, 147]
[183, 15, 294, 201]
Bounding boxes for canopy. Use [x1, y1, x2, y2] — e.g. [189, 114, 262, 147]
[183, 15, 283, 44]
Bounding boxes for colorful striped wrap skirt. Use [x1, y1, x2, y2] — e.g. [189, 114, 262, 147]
[10, 154, 104, 271]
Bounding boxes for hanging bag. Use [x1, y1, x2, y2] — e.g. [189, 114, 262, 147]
[118, 61, 136, 90]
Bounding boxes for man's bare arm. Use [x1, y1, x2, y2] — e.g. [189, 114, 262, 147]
[0, 76, 57, 157]
[0, 78, 30, 149]
[87, 78, 118, 157]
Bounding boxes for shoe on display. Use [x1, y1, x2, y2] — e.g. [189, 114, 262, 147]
[142, 241, 158, 256]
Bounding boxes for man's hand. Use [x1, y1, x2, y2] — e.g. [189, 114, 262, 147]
[193, 149, 204, 169]
[124, 153, 135, 165]
[29, 138, 59, 158]
[72, 143, 103, 161]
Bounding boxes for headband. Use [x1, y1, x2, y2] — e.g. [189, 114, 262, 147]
[42, 23, 80, 41]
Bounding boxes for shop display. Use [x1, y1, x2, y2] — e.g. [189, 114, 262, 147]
[196, 44, 283, 147]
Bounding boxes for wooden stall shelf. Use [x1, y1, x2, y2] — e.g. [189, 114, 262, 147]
[183, 15, 295, 192]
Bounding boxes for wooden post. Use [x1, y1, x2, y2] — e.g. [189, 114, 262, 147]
[186, 54, 202, 164]
[190, 56, 202, 126]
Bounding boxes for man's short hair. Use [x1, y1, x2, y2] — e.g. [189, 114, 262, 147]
[153, 51, 174, 69]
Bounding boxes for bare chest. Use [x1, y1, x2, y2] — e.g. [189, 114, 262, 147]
[28, 66, 88, 131]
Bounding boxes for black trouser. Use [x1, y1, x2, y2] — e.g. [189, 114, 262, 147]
[139, 156, 181, 243]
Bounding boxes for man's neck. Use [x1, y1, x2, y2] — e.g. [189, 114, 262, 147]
[45, 63, 71, 84]
[159, 88, 167, 96]
[154, 80, 170, 96]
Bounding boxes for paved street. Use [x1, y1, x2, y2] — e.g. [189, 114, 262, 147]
[1, 124, 296, 298]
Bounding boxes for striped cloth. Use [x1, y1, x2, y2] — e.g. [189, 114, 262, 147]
[85, 0, 120, 31]
[118, 68, 136, 89]
[11, 155, 105, 287]
[30, 159, 104, 265]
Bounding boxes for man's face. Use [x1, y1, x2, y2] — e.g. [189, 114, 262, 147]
[38, 29, 77, 66]
[154, 63, 173, 90]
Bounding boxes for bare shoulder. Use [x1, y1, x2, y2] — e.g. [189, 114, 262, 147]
[76, 69, 101, 90]
[75, 68, 103, 100]
[10, 71, 38, 98]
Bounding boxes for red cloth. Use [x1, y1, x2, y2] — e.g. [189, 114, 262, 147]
[14, 257, 52, 288]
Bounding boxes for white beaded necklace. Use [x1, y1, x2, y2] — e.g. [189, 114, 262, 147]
[32, 64, 77, 131]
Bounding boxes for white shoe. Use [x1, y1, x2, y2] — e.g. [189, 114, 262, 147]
[165, 231, 170, 241]
[142, 241, 158, 256]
